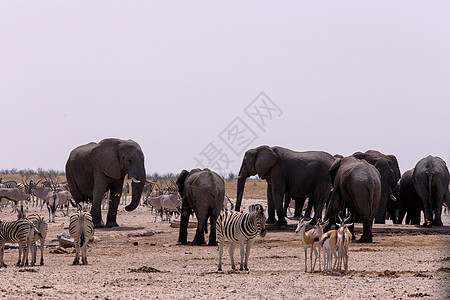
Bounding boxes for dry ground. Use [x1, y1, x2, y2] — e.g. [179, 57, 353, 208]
[0, 199, 449, 300]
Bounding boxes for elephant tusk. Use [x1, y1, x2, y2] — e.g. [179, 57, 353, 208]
[236, 175, 245, 180]
[131, 177, 141, 184]
[390, 194, 397, 202]
[146, 180, 156, 184]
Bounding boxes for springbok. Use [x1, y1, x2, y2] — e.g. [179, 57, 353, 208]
[336, 211, 353, 274]
[295, 216, 328, 272]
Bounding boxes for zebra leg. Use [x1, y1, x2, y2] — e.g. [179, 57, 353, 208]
[239, 240, 245, 271]
[217, 239, 223, 271]
[73, 241, 80, 265]
[81, 244, 88, 265]
[40, 238, 45, 265]
[243, 240, 254, 271]
[32, 240, 38, 267]
[0, 242, 6, 268]
[228, 242, 237, 270]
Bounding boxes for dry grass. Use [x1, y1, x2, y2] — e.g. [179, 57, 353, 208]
[224, 178, 267, 199]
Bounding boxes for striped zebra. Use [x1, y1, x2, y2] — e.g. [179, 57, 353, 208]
[0, 218, 40, 268]
[25, 214, 48, 266]
[69, 205, 95, 265]
[216, 204, 267, 271]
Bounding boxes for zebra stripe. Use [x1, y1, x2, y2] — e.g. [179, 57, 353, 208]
[216, 204, 266, 271]
[0, 219, 32, 268]
[69, 208, 94, 265]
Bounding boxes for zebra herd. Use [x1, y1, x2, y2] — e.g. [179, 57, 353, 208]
[0, 204, 94, 268]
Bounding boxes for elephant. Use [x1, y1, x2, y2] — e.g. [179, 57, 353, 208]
[353, 150, 401, 224]
[396, 169, 423, 225]
[325, 156, 381, 243]
[176, 168, 225, 246]
[412, 155, 449, 227]
[65, 138, 146, 228]
[236, 145, 335, 226]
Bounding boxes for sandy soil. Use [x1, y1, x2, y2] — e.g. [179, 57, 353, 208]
[0, 200, 449, 300]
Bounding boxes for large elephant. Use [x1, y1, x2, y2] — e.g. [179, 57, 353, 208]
[176, 168, 225, 246]
[353, 150, 401, 224]
[236, 145, 334, 226]
[325, 156, 381, 243]
[65, 138, 146, 228]
[412, 155, 449, 227]
[397, 169, 423, 225]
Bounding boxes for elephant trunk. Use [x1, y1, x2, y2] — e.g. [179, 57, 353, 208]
[235, 175, 247, 212]
[125, 173, 145, 212]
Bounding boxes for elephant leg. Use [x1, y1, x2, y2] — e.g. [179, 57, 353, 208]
[266, 184, 276, 224]
[208, 215, 218, 246]
[106, 185, 122, 228]
[294, 197, 306, 218]
[433, 199, 444, 226]
[374, 192, 388, 224]
[177, 200, 191, 245]
[192, 215, 206, 246]
[271, 187, 287, 226]
[359, 215, 373, 243]
[91, 184, 108, 228]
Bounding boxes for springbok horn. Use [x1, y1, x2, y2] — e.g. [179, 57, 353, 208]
[338, 211, 344, 223]
[131, 177, 141, 184]
[344, 211, 352, 224]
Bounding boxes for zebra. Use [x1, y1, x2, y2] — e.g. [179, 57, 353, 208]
[69, 204, 95, 265]
[0, 217, 41, 268]
[216, 204, 267, 271]
[0, 180, 19, 189]
[24, 214, 48, 266]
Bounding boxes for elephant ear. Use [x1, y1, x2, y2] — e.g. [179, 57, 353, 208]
[329, 158, 342, 186]
[89, 140, 122, 179]
[176, 170, 190, 198]
[255, 146, 277, 178]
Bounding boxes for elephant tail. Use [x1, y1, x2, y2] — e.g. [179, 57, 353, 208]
[426, 172, 433, 205]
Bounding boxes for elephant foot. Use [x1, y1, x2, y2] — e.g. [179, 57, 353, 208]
[423, 220, 432, 228]
[357, 235, 373, 243]
[208, 241, 218, 246]
[93, 219, 105, 228]
[73, 260, 80, 265]
[266, 218, 276, 225]
[176, 240, 188, 245]
[275, 219, 287, 226]
[433, 220, 443, 226]
[105, 221, 119, 228]
[1, 263, 7, 268]
[191, 240, 204, 246]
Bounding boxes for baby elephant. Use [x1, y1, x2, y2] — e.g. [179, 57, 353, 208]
[69, 205, 95, 265]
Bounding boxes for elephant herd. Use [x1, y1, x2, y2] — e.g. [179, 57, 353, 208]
[65, 138, 450, 244]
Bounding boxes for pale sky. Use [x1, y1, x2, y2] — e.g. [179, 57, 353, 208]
[1, 1, 449, 176]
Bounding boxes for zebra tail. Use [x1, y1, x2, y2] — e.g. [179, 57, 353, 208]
[80, 232, 86, 247]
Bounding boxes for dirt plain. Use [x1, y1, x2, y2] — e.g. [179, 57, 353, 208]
[0, 198, 449, 300]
